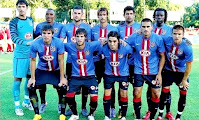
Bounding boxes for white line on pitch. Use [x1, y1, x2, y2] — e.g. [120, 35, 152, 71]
[0, 69, 13, 75]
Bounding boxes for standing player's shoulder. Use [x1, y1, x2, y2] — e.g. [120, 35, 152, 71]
[182, 37, 192, 46]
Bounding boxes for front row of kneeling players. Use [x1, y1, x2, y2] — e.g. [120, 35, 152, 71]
[28, 21, 193, 120]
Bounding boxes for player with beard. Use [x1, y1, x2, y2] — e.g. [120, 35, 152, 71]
[34, 8, 64, 114]
[126, 18, 165, 120]
[143, 8, 173, 120]
[91, 7, 118, 118]
[156, 25, 193, 120]
[60, 5, 91, 117]
[28, 24, 67, 120]
[117, 6, 140, 118]
[64, 28, 104, 120]
[9, 0, 34, 116]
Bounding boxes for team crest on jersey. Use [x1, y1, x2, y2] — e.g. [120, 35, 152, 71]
[150, 42, 155, 47]
[85, 50, 90, 55]
[122, 82, 129, 87]
[139, 50, 151, 57]
[134, 29, 139, 33]
[161, 29, 166, 35]
[54, 28, 58, 33]
[118, 54, 123, 58]
[50, 46, 56, 52]
[71, 37, 76, 43]
[98, 37, 106, 42]
[168, 52, 179, 60]
[177, 49, 183, 55]
[110, 61, 120, 67]
[25, 33, 32, 40]
[76, 59, 88, 65]
[43, 55, 54, 61]
[124, 36, 128, 40]
[90, 86, 98, 90]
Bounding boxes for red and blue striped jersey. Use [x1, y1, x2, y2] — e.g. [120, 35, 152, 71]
[65, 41, 101, 77]
[101, 43, 133, 76]
[126, 33, 165, 75]
[163, 36, 193, 72]
[117, 22, 140, 65]
[30, 37, 64, 71]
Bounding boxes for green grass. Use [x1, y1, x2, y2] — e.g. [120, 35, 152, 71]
[1, 47, 199, 120]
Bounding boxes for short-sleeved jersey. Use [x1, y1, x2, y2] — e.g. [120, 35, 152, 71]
[34, 21, 63, 38]
[65, 41, 101, 77]
[101, 43, 133, 76]
[163, 36, 193, 72]
[91, 24, 118, 41]
[91, 24, 118, 61]
[60, 22, 91, 42]
[61, 22, 91, 63]
[153, 24, 172, 37]
[117, 22, 140, 65]
[9, 17, 34, 58]
[126, 32, 165, 75]
[30, 37, 64, 71]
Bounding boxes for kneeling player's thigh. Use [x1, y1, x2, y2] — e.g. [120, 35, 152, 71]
[13, 58, 30, 78]
[104, 75, 115, 89]
[133, 74, 145, 87]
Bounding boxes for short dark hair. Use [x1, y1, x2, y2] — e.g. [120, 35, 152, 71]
[41, 24, 54, 34]
[73, 5, 83, 12]
[16, 0, 28, 6]
[97, 7, 108, 16]
[124, 6, 135, 14]
[172, 25, 184, 33]
[75, 28, 87, 38]
[108, 31, 120, 41]
[141, 18, 152, 23]
[46, 8, 55, 15]
[153, 8, 168, 23]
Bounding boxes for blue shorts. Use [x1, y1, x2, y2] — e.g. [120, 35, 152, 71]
[35, 69, 60, 86]
[162, 70, 189, 87]
[134, 74, 160, 88]
[67, 75, 98, 95]
[104, 75, 129, 90]
[13, 57, 30, 78]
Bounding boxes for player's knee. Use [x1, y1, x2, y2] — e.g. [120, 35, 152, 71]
[133, 88, 141, 97]
[91, 95, 98, 102]
[66, 92, 75, 98]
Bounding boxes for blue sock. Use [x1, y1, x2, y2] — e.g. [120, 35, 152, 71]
[13, 80, 21, 108]
[24, 78, 30, 103]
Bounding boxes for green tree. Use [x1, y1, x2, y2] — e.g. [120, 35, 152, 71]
[183, 3, 199, 27]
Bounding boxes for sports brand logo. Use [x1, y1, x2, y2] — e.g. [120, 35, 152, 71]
[25, 33, 32, 40]
[50, 46, 56, 52]
[29, 21, 33, 26]
[43, 55, 54, 61]
[76, 59, 88, 65]
[168, 52, 179, 60]
[110, 62, 120, 67]
[139, 50, 151, 57]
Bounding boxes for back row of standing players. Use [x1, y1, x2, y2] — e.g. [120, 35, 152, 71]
[10, 0, 193, 120]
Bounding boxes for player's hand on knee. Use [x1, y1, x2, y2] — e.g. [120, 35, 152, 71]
[27, 78, 35, 87]
[58, 77, 68, 87]
[181, 80, 189, 90]
[155, 73, 162, 86]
